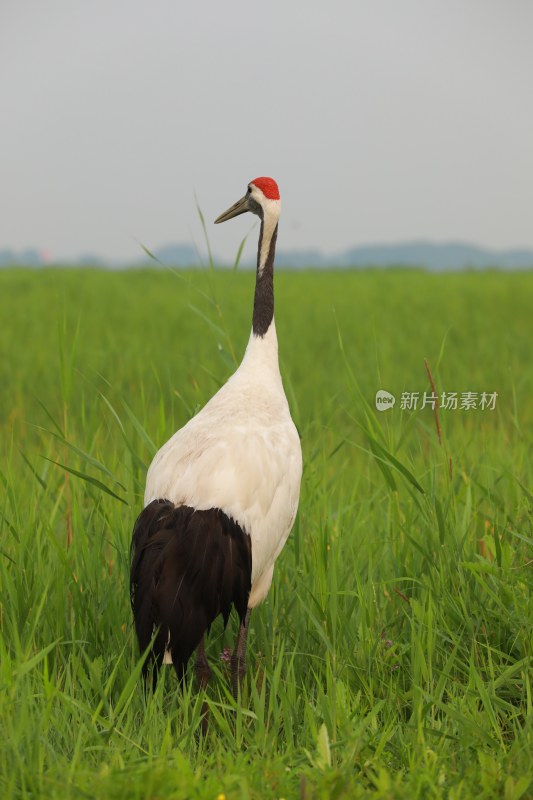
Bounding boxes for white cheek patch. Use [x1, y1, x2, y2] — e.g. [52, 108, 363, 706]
[258, 212, 279, 275]
[249, 188, 280, 275]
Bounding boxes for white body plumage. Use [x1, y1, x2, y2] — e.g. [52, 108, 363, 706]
[145, 321, 302, 607]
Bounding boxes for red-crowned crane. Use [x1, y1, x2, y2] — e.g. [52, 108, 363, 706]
[130, 177, 302, 701]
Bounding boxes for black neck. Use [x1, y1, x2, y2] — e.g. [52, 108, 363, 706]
[252, 220, 277, 337]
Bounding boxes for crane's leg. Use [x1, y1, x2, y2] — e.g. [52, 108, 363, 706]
[195, 636, 211, 734]
[195, 636, 212, 689]
[231, 608, 251, 700]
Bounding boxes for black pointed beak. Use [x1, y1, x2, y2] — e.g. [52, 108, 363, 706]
[214, 194, 250, 224]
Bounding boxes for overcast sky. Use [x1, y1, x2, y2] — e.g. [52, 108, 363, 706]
[1, 0, 532, 263]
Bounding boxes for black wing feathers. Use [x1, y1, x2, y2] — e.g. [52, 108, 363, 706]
[130, 499, 252, 679]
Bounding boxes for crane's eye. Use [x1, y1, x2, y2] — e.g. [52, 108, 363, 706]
[247, 186, 251, 194]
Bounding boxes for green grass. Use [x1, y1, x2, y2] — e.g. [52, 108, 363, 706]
[0, 266, 532, 799]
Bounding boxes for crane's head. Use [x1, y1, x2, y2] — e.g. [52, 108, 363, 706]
[214, 177, 280, 224]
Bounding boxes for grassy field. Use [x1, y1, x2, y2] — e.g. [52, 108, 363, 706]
[0, 265, 532, 799]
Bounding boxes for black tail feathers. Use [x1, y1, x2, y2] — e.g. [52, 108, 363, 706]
[130, 499, 252, 680]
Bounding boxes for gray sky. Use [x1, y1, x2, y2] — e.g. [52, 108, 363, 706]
[1, 0, 532, 263]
